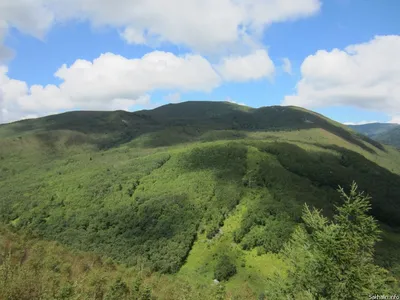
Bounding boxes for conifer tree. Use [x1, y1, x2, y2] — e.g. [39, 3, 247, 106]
[266, 182, 395, 300]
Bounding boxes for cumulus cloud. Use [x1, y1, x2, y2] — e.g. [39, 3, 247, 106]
[283, 35, 400, 122]
[0, 51, 223, 123]
[282, 58, 292, 75]
[1, 48, 278, 123]
[55, 51, 221, 98]
[0, 0, 54, 62]
[0, 0, 322, 122]
[0, 0, 55, 63]
[0, 0, 320, 56]
[216, 49, 275, 82]
[0, 0, 54, 37]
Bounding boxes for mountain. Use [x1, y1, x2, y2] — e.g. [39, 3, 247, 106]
[349, 123, 400, 147]
[374, 126, 400, 148]
[348, 123, 399, 138]
[1, 101, 400, 299]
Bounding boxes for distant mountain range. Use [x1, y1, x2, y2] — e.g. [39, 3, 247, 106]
[348, 123, 400, 148]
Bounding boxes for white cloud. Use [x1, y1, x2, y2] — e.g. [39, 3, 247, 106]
[225, 97, 246, 106]
[282, 57, 292, 75]
[1, 48, 280, 123]
[0, 0, 321, 56]
[0, 51, 224, 123]
[343, 121, 379, 126]
[0, 21, 13, 62]
[0, 0, 322, 119]
[0, 0, 54, 62]
[0, 1, 53, 63]
[345, 119, 400, 125]
[0, 0, 54, 37]
[164, 92, 181, 104]
[55, 51, 221, 98]
[1, 47, 277, 123]
[389, 116, 400, 124]
[216, 49, 275, 82]
[120, 27, 147, 45]
[283, 35, 400, 122]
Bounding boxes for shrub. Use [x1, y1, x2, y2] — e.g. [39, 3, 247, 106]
[214, 255, 236, 281]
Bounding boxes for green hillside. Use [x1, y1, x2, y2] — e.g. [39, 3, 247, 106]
[1, 101, 400, 299]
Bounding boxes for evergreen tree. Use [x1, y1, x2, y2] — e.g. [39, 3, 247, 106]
[266, 182, 395, 300]
[105, 277, 129, 300]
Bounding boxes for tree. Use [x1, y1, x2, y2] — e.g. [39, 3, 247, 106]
[214, 255, 237, 281]
[105, 277, 129, 300]
[266, 182, 395, 300]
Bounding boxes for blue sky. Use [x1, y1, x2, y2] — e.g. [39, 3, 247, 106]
[0, 0, 399, 124]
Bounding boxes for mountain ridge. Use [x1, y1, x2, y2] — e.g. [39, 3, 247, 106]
[349, 122, 400, 148]
[0, 101, 385, 154]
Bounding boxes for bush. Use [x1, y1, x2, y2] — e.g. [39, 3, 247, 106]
[214, 255, 236, 281]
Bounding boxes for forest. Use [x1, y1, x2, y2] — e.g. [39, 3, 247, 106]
[1, 101, 400, 299]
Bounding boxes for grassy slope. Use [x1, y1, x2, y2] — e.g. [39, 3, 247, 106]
[1, 101, 400, 298]
[0, 226, 228, 300]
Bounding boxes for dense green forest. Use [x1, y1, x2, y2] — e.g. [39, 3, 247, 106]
[1, 101, 400, 299]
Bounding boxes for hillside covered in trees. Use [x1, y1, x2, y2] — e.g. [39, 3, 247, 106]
[1, 101, 400, 299]
[349, 123, 400, 148]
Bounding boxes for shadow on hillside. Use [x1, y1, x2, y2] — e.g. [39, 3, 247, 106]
[179, 142, 248, 182]
[178, 139, 400, 228]
[258, 141, 400, 227]
[136, 106, 385, 153]
[264, 141, 400, 276]
[179, 140, 400, 275]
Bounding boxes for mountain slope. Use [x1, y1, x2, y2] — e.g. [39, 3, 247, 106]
[348, 123, 400, 138]
[349, 123, 400, 147]
[1, 101, 400, 298]
[374, 126, 400, 148]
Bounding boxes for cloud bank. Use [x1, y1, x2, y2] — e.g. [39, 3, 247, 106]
[0, 0, 321, 61]
[283, 35, 400, 122]
[0, 50, 278, 123]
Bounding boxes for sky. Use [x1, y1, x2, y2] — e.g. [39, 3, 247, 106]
[0, 0, 399, 125]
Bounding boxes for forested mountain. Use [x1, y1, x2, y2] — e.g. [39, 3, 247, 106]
[348, 123, 399, 137]
[1, 101, 400, 299]
[349, 123, 400, 147]
[374, 126, 400, 148]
